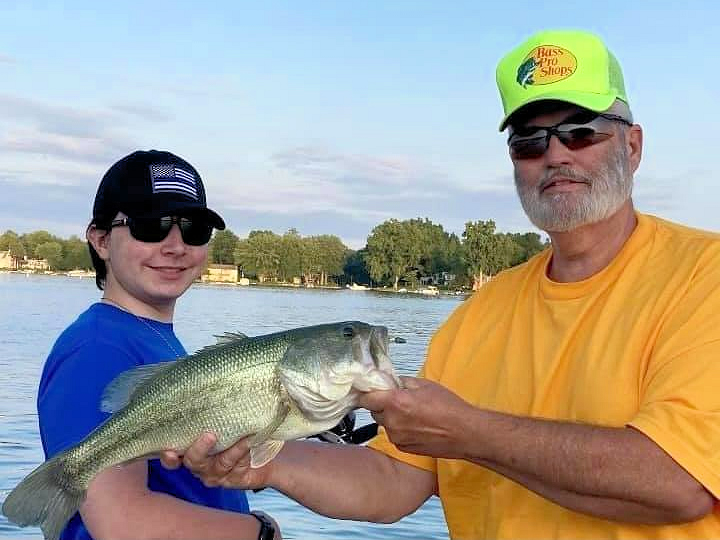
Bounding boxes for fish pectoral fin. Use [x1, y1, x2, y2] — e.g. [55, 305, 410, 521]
[247, 400, 291, 468]
[249, 400, 291, 446]
[250, 440, 285, 468]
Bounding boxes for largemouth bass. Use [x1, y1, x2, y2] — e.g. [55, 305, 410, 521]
[2, 321, 399, 540]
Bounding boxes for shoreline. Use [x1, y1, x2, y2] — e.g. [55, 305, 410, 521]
[0, 270, 470, 299]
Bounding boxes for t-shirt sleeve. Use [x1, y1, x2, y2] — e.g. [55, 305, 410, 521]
[628, 247, 720, 499]
[367, 295, 477, 472]
[38, 339, 139, 457]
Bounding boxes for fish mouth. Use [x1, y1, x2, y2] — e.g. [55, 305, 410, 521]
[349, 325, 401, 391]
[369, 326, 389, 364]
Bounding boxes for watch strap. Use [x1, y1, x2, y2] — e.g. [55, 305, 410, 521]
[250, 511, 275, 540]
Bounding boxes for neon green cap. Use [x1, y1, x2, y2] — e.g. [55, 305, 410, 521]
[496, 29, 630, 131]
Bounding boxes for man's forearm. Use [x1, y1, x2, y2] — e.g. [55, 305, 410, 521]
[267, 441, 434, 523]
[462, 410, 713, 523]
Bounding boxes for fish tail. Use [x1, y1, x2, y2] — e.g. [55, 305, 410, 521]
[2, 453, 85, 540]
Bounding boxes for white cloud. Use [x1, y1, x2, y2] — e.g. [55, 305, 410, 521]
[1, 128, 135, 164]
[271, 146, 429, 187]
[0, 93, 114, 137]
[109, 103, 172, 123]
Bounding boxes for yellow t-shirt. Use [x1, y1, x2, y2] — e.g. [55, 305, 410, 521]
[369, 213, 720, 539]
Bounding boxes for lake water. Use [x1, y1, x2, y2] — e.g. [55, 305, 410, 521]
[0, 272, 463, 540]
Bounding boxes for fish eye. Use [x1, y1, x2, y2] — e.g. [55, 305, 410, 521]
[342, 326, 355, 338]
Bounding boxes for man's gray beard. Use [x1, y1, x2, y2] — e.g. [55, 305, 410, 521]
[514, 141, 633, 232]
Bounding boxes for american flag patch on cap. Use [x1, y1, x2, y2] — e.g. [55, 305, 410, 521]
[149, 164, 199, 199]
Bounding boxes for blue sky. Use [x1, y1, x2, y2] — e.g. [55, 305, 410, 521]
[0, 1, 717, 248]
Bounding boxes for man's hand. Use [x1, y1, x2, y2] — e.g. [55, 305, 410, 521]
[358, 376, 477, 459]
[159, 433, 271, 490]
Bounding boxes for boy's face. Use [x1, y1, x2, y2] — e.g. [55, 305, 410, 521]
[93, 212, 209, 313]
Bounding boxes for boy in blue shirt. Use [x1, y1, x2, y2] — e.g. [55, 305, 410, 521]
[37, 150, 278, 539]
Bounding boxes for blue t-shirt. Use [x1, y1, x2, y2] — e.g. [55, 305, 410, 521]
[37, 303, 249, 540]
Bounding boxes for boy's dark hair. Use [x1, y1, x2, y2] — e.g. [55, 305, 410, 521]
[86, 216, 112, 290]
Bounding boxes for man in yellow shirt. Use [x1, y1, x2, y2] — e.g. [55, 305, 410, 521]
[162, 30, 720, 539]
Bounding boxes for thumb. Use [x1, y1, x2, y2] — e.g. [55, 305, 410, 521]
[357, 388, 394, 412]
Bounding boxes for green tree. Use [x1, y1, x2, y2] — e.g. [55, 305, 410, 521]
[409, 218, 459, 282]
[36, 241, 63, 270]
[507, 232, 548, 266]
[488, 234, 519, 274]
[61, 236, 92, 270]
[440, 232, 466, 287]
[365, 218, 461, 289]
[366, 218, 459, 289]
[299, 235, 321, 285]
[462, 220, 520, 289]
[279, 229, 304, 282]
[314, 235, 348, 285]
[209, 230, 239, 264]
[22, 230, 57, 258]
[0, 230, 26, 265]
[343, 248, 371, 286]
[234, 230, 281, 282]
[365, 219, 417, 289]
[0, 230, 20, 251]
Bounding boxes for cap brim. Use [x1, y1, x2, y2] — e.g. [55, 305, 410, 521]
[204, 208, 226, 230]
[179, 207, 226, 230]
[499, 91, 617, 131]
[131, 206, 226, 230]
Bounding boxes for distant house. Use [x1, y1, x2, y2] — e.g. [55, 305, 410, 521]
[0, 250, 17, 270]
[21, 257, 49, 271]
[420, 272, 457, 287]
[202, 264, 238, 283]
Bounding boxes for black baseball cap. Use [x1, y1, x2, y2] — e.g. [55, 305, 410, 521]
[92, 150, 225, 230]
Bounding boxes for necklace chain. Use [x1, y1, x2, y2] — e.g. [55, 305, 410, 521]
[101, 297, 182, 359]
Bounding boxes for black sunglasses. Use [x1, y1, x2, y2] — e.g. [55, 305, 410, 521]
[508, 113, 633, 160]
[108, 216, 213, 246]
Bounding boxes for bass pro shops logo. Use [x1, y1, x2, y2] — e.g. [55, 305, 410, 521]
[516, 45, 577, 88]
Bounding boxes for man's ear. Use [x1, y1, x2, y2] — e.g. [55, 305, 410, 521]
[627, 124, 643, 174]
[86, 225, 110, 260]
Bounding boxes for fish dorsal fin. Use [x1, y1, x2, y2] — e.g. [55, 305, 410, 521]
[194, 331, 250, 355]
[214, 331, 249, 344]
[100, 362, 174, 413]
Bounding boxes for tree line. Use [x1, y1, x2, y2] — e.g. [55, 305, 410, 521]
[0, 230, 92, 272]
[209, 218, 547, 289]
[1, 218, 548, 289]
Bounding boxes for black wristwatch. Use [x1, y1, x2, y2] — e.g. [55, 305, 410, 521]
[250, 511, 275, 540]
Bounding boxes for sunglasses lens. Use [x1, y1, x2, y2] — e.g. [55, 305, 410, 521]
[509, 135, 548, 160]
[127, 217, 172, 242]
[178, 218, 213, 246]
[559, 129, 612, 150]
